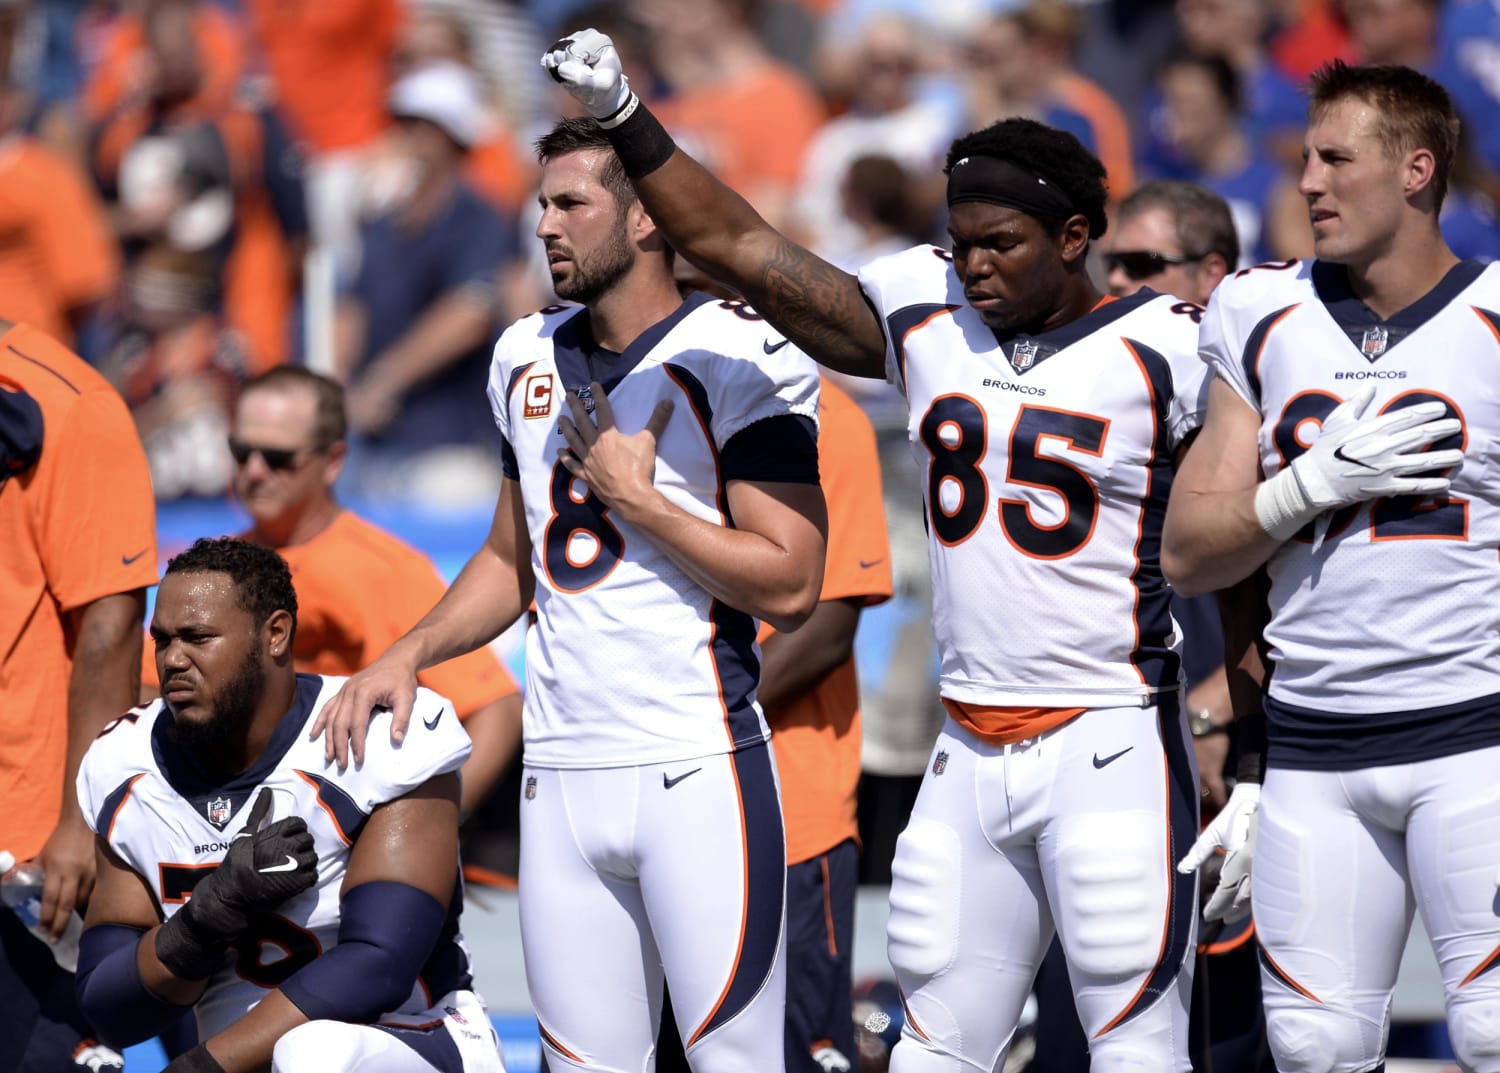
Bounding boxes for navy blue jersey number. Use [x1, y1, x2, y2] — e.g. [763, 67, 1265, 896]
[543, 460, 625, 592]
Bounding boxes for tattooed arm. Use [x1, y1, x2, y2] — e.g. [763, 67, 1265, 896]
[631, 144, 889, 379]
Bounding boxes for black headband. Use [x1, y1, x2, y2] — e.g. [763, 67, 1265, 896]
[946, 155, 1077, 222]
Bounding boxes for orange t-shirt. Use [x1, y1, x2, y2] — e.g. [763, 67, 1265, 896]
[244, 0, 402, 153]
[1054, 73, 1135, 201]
[655, 63, 826, 213]
[0, 325, 158, 861]
[466, 133, 535, 220]
[142, 510, 518, 719]
[83, 7, 245, 125]
[0, 138, 120, 346]
[767, 378, 893, 866]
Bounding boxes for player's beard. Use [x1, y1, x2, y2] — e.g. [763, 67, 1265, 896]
[552, 223, 634, 305]
[166, 647, 266, 759]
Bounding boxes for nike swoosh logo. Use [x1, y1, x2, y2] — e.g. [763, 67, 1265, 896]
[121, 549, 149, 565]
[258, 856, 300, 874]
[1333, 445, 1378, 471]
[423, 708, 444, 731]
[1093, 747, 1133, 769]
[763, 338, 789, 354]
[859, 558, 884, 569]
[663, 767, 702, 789]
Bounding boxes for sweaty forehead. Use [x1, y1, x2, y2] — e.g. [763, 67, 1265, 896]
[540, 150, 614, 198]
[153, 571, 245, 629]
[947, 201, 1043, 240]
[1307, 98, 1384, 150]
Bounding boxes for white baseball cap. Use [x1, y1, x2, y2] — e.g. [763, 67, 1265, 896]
[388, 60, 486, 149]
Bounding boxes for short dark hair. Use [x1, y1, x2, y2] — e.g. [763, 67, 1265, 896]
[1160, 52, 1242, 115]
[1307, 60, 1460, 208]
[535, 117, 636, 212]
[238, 366, 347, 449]
[944, 117, 1110, 239]
[164, 538, 298, 635]
[1118, 179, 1240, 267]
[846, 154, 919, 236]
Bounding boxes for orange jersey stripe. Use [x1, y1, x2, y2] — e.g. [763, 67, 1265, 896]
[941, 699, 1087, 745]
[293, 770, 352, 844]
[104, 774, 147, 843]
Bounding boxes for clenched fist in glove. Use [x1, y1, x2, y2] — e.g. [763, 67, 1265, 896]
[1255, 383, 1463, 541]
[155, 787, 318, 979]
[541, 28, 634, 124]
[1178, 781, 1260, 922]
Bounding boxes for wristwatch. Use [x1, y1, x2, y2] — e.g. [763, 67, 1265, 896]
[1189, 708, 1228, 738]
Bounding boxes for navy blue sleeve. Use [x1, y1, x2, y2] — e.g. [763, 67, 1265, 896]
[720, 414, 819, 485]
[279, 881, 448, 1023]
[76, 924, 189, 1049]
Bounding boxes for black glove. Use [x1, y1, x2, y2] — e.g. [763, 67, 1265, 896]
[163, 1043, 226, 1073]
[156, 787, 318, 979]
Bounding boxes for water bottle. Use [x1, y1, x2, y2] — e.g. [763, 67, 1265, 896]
[0, 850, 81, 972]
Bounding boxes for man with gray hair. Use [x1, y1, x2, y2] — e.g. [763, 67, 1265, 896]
[1103, 179, 1239, 307]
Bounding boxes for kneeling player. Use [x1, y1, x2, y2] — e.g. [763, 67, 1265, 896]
[73, 538, 504, 1073]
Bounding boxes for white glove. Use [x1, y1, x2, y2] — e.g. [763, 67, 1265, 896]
[1254, 383, 1463, 541]
[1178, 780, 1260, 923]
[541, 28, 633, 123]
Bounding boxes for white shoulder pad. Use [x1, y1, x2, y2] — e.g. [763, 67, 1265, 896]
[675, 299, 822, 447]
[76, 702, 164, 837]
[487, 304, 585, 439]
[1198, 260, 1310, 411]
[856, 245, 963, 390]
[313, 685, 471, 814]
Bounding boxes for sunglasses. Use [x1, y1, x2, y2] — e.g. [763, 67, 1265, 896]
[1102, 250, 1203, 281]
[226, 439, 317, 471]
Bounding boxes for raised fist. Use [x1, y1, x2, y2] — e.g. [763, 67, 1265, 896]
[541, 28, 633, 122]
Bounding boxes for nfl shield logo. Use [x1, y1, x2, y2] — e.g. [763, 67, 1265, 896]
[932, 750, 949, 776]
[1360, 326, 1389, 360]
[1010, 340, 1038, 372]
[524, 776, 537, 801]
[444, 1005, 467, 1025]
[207, 796, 232, 828]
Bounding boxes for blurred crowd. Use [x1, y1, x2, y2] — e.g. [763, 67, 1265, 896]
[2, 0, 1496, 506]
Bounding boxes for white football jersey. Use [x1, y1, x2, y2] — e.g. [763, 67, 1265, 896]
[76, 675, 473, 1038]
[858, 245, 1208, 707]
[1204, 258, 1500, 718]
[487, 293, 821, 768]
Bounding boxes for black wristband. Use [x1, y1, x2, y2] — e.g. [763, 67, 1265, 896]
[1233, 711, 1267, 784]
[155, 901, 232, 981]
[601, 96, 676, 179]
[164, 1043, 227, 1073]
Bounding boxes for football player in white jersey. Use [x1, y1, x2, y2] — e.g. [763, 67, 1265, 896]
[1164, 63, 1500, 1073]
[316, 117, 828, 1073]
[73, 538, 504, 1073]
[541, 29, 1210, 1073]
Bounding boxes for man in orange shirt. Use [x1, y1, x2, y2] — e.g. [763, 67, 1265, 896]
[659, 374, 893, 1073]
[643, 0, 825, 227]
[0, 87, 119, 347]
[223, 365, 520, 816]
[243, 0, 404, 272]
[0, 322, 157, 1070]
